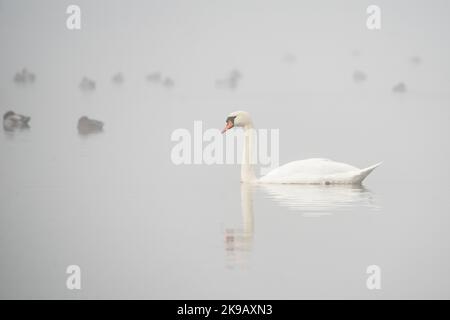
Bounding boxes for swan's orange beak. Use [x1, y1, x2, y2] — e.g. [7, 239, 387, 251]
[221, 121, 234, 134]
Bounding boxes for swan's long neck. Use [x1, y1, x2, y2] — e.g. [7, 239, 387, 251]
[241, 124, 257, 183]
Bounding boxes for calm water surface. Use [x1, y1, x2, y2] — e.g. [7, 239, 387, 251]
[1, 87, 449, 299]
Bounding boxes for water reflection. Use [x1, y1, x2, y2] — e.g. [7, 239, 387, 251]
[225, 183, 379, 267]
[259, 183, 379, 217]
[224, 183, 254, 269]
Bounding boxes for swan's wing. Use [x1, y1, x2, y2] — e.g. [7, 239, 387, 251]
[259, 158, 362, 184]
[263, 158, 359, 177]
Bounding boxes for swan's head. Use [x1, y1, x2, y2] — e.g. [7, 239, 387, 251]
[222, 111, 252, 133]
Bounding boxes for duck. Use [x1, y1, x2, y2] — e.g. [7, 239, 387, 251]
[112, 72, 124, 84]
[77, 116, 104, 135]
[79, 77, 96, 91]
[13, 68, 36, 84]
[3, 110, 31, 131]
[221, 111, 381, 184]
[353, 70, 367, 83]
[216, 69, 242, 90]
[162, 77, 174, 88]
[146, 72, 162, 83]
[392, 82, 407, 93]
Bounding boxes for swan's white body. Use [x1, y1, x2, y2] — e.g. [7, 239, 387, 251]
[258, 158, 381, 184]
[223, 111, 381, 185]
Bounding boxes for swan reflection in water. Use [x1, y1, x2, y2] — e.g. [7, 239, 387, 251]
[224, 183, 379, 268]
[259, 183, 379, 217]
[224, 184, 254, 269]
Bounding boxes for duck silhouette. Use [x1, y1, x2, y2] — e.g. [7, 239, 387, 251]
[3, 110, 30, 132]
[77, 116, 104, 135]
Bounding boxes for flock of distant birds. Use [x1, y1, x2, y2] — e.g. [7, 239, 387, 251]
[3, 110, 103, 135]
[4, 68, 243, 135]
[4, 53, 421, 135]
[6, 68, 180, 135]
[351, 54, 422, 93]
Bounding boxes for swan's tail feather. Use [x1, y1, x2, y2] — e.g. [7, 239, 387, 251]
[354, 162, 382, 184]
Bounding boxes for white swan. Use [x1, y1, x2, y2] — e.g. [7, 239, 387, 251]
[221, 111, 381, 184]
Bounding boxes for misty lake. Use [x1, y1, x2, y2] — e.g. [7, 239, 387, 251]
[1, 0, 450, 299]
